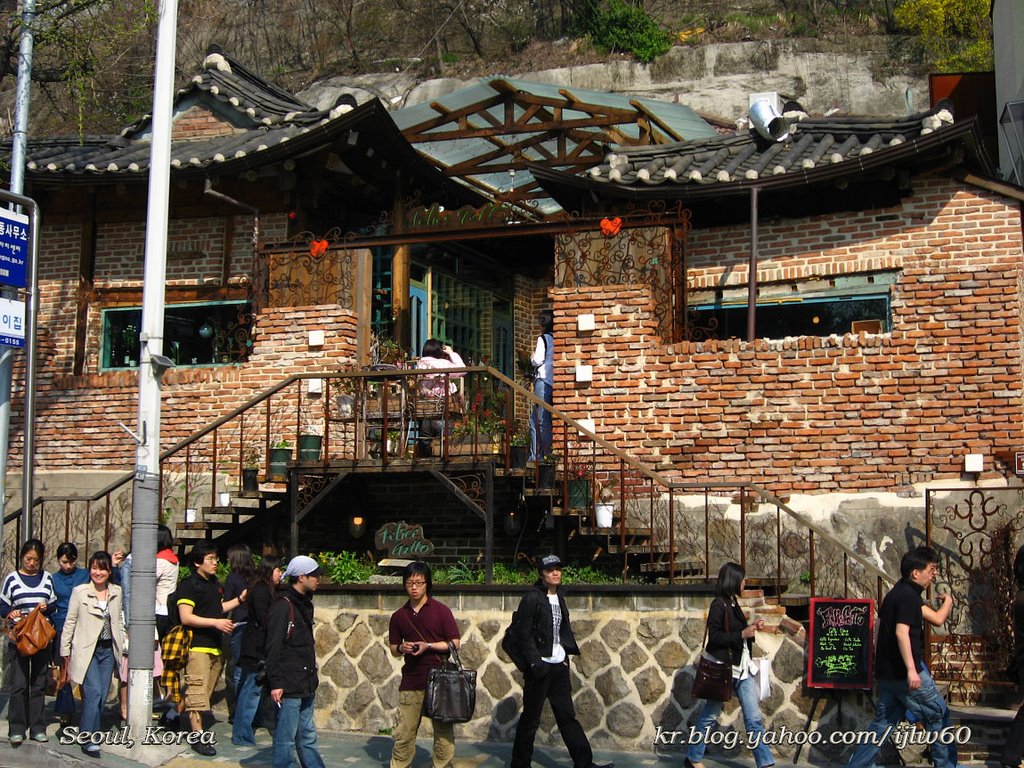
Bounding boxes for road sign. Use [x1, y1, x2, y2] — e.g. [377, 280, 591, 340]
[0, 296, 25, 347]
[0, 207, 28, 288]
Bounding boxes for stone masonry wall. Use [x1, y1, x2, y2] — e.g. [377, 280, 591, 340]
[309, 587, 874, 763]
[551, 177, 1024, 494]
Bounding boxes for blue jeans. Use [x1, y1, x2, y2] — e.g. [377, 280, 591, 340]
[688, 674, 773, 768]
[272, 695, 324, 768]
[232, 666, 263, 746]
[80, 643, 116, 736]
[846, 667, 957, 768]
[529, 379, 552, 461]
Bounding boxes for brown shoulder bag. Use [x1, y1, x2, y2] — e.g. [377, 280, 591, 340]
[4, 604, 56, 656]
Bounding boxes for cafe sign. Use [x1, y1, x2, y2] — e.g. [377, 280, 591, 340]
[375, 521, 434, 558]
[405, 201, 521, 232]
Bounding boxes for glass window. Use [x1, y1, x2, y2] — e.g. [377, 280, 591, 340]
[101, 301, 253, 370]
[688, 273, 894, 341]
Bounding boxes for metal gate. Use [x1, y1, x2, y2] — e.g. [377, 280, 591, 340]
[925, 486, 1024, 703]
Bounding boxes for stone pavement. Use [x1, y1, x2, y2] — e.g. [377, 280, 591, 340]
[0, 714, 808, 768]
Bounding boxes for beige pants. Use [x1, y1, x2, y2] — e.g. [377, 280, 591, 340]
[184, 650, 223, 713]
[390, 688, 454, 768]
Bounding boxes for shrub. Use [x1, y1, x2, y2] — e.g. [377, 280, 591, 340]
[587, 0, 672, 63]
[319, 550, 377, 584]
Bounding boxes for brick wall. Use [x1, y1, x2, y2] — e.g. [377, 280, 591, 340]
[551, 176, 1024, 493]
[171, 105, 237, 140]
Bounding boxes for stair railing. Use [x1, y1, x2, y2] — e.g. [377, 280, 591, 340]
[3, 365, 896, 599]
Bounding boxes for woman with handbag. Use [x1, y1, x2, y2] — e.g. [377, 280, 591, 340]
[686, 562, 773, 768]
[387, 561, 460, 768]
[51, 543, 89, 727]
[232, 554, 281, 746]
[60, 551, 126, 758]
[0, 538, 57, 745]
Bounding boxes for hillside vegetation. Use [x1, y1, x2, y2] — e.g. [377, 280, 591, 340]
[0, 0, 992, 137]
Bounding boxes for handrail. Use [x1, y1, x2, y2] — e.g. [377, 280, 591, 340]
[5, 364, 897, 593]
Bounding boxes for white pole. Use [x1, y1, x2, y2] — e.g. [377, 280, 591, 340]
[127, 0, 178, 741]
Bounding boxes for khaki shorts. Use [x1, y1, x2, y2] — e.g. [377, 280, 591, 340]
[184, 650, 223, 713]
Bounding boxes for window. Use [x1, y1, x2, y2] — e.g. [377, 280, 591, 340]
[101, 301, 253, 370]
[688, 273, 894, 341]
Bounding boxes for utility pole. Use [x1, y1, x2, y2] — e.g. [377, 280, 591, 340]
[4, 0, 37, 539]
[127, 0, 178, 739]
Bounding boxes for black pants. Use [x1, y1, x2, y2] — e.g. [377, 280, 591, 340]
[511, 661, 592, 768]
[7, 641, 49, 737]
[1003, 700, 1024, 767]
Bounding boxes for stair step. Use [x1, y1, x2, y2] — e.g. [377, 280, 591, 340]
[638, 558, 704, 574]
[577, 526, 652, 537]
[180, 521, 236, 531]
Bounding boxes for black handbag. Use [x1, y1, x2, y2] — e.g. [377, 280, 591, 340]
[691, 599, 734, 702]
[423, 641, 477, 724]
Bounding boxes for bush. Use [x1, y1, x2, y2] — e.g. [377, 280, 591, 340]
[319, 551, 377, 584]
[587, 0, 672, 63]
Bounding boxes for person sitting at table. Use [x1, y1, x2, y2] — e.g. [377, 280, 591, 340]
[415, 339, 465, 444]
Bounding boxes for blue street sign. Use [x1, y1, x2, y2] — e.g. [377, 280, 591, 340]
[0, 207, 29, 288]
[0, 297, 25, 347]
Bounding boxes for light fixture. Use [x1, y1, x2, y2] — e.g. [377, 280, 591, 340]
[198, 323, 214, 339]
[504, 511, 521, 536]
[349, 515, 366, 538]
[964, 454, 984, 475]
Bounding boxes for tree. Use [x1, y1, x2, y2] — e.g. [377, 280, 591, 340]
[893, 0, 992, 72]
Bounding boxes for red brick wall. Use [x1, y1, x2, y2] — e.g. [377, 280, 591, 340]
[171, 106, 237, 140]
[551, 177, 1024, 493]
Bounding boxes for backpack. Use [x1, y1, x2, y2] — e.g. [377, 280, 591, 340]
[500, 609, 536, 673]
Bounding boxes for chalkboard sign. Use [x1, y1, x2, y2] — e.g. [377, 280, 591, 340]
[806, 598, 874, 689]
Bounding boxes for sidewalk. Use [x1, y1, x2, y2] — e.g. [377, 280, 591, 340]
[0, 714, 792, 768]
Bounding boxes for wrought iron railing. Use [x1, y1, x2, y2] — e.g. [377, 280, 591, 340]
[3, 366, 895, 597]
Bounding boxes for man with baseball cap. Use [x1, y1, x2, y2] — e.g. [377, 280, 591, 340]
[265, 555, 325, 768]
[508, 555, 613, 768]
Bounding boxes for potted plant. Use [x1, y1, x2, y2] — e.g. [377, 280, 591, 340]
[268, 439, 292, 482]
[299, 416, 323, 463]
[537, 452, 558, 489]
[595, 477, 615, 528]
[241, 446, 260, 494]
[509, 422, 529, 469]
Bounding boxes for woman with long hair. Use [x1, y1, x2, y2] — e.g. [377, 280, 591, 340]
[60, 551, 126, 758]
[154, 525, 178, 640]
[232, 554, 281, 746]
[224, 543, 255, 723]
[686, 562, 773, 768]
[51, 543, 89, 726]
[0, 538, 56, 745]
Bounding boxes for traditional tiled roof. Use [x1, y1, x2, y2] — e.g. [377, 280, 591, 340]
[583, 106, 963, 188]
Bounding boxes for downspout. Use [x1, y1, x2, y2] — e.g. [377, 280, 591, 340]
[747, 186, 759, 343]
[203, 179, 260, 279]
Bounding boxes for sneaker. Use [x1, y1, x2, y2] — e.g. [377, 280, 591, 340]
[81, 745, 101, 758]
[190, 740, 216, 757]
[30, 732, 48, 743]
[9, 734, 24, 746]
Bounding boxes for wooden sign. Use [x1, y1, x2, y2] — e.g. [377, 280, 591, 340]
[806, 598, 874, 689]
[375, 521, 434, 559]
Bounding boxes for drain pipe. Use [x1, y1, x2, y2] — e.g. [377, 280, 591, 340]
[747, 186, 759, 342]
[203, 179, 260, 277]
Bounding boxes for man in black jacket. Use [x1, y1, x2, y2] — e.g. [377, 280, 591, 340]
[509, 555, 612, 768]
[265, 556, 325, 768]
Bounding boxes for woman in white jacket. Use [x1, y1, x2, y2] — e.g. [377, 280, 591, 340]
[60, 551, 126, 758]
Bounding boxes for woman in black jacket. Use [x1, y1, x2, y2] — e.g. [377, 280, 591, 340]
[686, 562, 773, 768]
[231, 555, 280, 747]
[509, 555, 612, 768]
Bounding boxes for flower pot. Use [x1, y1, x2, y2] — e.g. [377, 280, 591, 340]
[268, 446, 292, 481]
[537, 462, 556, 489]
[509, 445, 528, 469]
[568, 479, 590, 509]
[298, 434, 322, 462]
[595, 502, 614, 528]
[241, 468, 259, 494]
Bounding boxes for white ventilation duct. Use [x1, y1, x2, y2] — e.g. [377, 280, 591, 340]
[748, 94, 789, 142]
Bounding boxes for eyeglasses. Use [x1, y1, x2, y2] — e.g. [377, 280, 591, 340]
[405, 580, 427, 587]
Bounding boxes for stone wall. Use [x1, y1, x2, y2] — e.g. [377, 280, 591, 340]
[309, 586, 870, 762]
